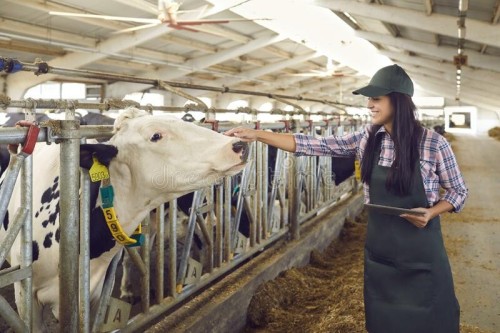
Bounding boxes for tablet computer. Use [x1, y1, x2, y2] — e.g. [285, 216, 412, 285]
[364, 203, 426, 216]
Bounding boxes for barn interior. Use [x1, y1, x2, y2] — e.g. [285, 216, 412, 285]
[0, 0, 499, 332]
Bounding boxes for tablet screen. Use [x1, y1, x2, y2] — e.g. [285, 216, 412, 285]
[364, 203, 426, 216]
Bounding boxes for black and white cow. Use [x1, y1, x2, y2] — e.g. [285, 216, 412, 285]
[0, 107, 248, 332]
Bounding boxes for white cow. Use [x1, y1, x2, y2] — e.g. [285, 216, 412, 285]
[0, 107, 248, 332]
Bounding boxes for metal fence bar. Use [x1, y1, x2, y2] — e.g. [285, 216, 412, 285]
[79, 170, 91, 333]
[215, 183, 224, 268]
[261, 144, 269, 240]
[0, 155, 25, 230]
[91, 251, 122, 333]
[140, 215, 151, 313]
[58, 120, 81, 332]
[19, 153, 32, 332]
[223, 178, 232, 262]
[0, 208, 27, 268]
[255, 142, 263, 245]
[155, 204, 165, 304]
[0, 296, 28, 332]
[176, 189, 204, 291]
[0, 104, 367, 332]
[167, 200, 177, 297]
[288, 152, 299, 240]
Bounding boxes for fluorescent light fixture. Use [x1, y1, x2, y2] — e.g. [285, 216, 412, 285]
[343, 12, 359, 25]
[458, 27, 465, 39]
[459, 0, 468, 12]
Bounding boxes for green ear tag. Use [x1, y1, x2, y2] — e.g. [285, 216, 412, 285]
[100, 186, 114, 209]
[89, 156, 110, 182]
[126, 234, 144, 248]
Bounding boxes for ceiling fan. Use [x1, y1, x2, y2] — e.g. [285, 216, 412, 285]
[49, 0, 269, 33]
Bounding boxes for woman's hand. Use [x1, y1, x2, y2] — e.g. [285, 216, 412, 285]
[400, 208, 432, 228]
[400, 200, 454, 228]
[224, 127, 259, 142]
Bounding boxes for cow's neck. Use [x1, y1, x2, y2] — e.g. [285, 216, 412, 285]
[105, 162, 165, 235]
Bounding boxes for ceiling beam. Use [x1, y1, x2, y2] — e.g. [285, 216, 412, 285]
[111, 0, 158, 14]
[210, 52, 321, 88]
[313, 0, 500, 48]
[0, 40, 66, 57]
[493, 0, 500, 24]
[379, 50, 500, 89]
[410, 74, 500, 113]
[105, 33, 286, 97]
[424, 0, 433, 16]
[356, 31, 500, 72]
[5, 0, 252, 98]
[407, 71, 500, 107]
[404, 65, 500, 98]
[189, 52, 322, 97]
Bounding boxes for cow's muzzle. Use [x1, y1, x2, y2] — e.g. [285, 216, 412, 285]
[232, 141, 249, 162]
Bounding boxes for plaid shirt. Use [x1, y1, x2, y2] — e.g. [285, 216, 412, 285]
[294, 125, 468, 212]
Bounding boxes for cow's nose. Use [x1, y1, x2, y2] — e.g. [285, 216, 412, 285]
[232, 141, 248, 162]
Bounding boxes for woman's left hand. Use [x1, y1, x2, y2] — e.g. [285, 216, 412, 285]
[400, 208, 433, 228]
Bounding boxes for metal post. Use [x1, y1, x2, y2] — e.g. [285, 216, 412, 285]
[261, 144, 268, 239]
[255, 142, 262, 244]
[223, 177, 232, 262]
[287, 152, 300, 240]
[79, 170, 91, 333]
[20, 154, 32, 332]
[155, 204, 165, 304]
[215, 183, 223, 267]
[59, 119, 81, 332]
[168, 200, 177, 297]
[140, 215, 150, 313]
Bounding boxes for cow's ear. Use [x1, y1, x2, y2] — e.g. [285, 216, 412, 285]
[80, 144, 118, 170]
[113, 107, 149, 133]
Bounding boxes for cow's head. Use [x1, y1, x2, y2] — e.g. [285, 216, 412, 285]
[81, 107, 248, 205]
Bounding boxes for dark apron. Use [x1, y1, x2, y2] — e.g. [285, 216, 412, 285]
[364, 143, 460, 333]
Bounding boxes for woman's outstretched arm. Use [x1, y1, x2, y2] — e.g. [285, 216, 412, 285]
[224, 127, 296, 153]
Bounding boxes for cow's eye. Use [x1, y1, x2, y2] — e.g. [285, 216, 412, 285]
[150, 133, 162, 142]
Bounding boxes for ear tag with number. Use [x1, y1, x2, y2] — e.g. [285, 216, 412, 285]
[89, 156, 109, 182]
[354, 159, 361, 181]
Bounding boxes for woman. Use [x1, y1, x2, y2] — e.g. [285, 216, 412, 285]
[224, 64, 468, 333]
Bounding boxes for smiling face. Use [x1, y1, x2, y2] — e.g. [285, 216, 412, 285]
[367, 95, 395, 133]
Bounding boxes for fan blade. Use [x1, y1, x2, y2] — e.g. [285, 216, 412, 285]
[49, 11, 161, 24]
[112, 23, 162, 34]
[173, 18, 270, 25]
[168, 24, 200, 32]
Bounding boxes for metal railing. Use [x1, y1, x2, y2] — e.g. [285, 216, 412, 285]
[0, 110, 365, 333]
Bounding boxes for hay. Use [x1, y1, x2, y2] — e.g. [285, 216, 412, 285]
[487, 126, 500, 141]
[444, 132, 455, 142]
[245, 214, 367, 333]
[244, 209, 493, 333]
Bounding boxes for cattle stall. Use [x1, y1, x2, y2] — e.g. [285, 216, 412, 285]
[0, 63, 367, 333]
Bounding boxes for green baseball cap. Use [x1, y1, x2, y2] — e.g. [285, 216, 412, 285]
[352, 64, 414, 97]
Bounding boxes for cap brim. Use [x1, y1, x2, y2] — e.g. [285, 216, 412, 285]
[352, 85, 392, 97]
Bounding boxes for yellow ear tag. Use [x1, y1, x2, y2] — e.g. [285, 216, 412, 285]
[89, 156, 110, 182]
[354, 159, 361, 181]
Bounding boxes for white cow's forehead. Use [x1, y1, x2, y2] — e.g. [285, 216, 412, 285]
[139, 114, 182, 123]
[125, 115, 182, 129]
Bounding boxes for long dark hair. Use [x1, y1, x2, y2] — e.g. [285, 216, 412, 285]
[361, 92, 423, 196]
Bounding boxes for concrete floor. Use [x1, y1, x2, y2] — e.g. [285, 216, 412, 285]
[441, 133, 500, 332]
